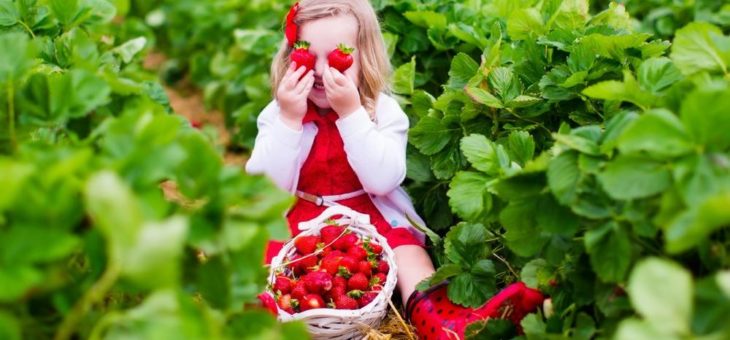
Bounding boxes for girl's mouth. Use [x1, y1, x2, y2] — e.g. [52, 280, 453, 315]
[313, 81, 325, 90]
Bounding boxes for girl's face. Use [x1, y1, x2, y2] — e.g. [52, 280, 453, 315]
[299, 14, 361, 110]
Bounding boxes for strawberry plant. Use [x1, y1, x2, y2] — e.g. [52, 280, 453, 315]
[0, 0, 306, 339]
[380, 0, 729, 338]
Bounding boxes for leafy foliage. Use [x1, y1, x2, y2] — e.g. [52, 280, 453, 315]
[0, 0, 303, 338]
[383, 0, 730, 338]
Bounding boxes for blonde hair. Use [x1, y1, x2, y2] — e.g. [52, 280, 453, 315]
[270, 0, 392, 117]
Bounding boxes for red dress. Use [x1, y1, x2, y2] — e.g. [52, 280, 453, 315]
[264, 104, 423, 264]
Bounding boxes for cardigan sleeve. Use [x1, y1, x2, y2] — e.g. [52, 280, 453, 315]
[245, 100, 302, 191]
[335, 94, 408, 196]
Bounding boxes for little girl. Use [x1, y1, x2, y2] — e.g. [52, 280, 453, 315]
[246, 1, 543, 338]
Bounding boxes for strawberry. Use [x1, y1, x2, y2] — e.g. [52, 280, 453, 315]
[294, 235, 321, 255]
[347, 245, 368, 261]
[377, 260, 390, 274]
[334, 233, 359, 251]
[334, 294, 359, 310]
[333, 275, 347, 289]
[372, 273, 386, 286]
[277, 294, 298, 314]
[328, 43, 355, 72]
[257, 292, 278, 315]
[320, 252, 344, 275]
[358, 260, 373, 278]
[329, 284, 346, 301]
[290, 254, 318, 276]
[358, 291, 378, 308]
[273, 275, 293, 295]
[302, 271, 333, 295]
[338, 256, 358, 274]
[291, 41, 316, 73]
[291, 280, 308, 300]
[190, 119, 203, 129]
[320, 225, 344, 245]
[348, 272, 369, 291]
[300, 294, 325, 311]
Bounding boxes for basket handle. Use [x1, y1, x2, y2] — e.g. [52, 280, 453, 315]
[298, 205, 370, 231]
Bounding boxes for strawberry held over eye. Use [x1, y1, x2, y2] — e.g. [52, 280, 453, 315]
[291, 41, 316, 73]
[328, 43, 355, 72]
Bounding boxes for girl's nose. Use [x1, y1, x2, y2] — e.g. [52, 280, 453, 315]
[314, 56, 328, 76]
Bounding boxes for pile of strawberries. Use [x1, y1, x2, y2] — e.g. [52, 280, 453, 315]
[270, 222, 390, 313]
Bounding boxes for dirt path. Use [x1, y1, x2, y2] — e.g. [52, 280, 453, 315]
[145, 52, 248, 168]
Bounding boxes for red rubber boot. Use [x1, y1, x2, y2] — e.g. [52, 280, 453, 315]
[405, 282, 544, 340]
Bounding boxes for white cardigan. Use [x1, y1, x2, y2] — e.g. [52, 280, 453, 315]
[245, 93, 426, 244]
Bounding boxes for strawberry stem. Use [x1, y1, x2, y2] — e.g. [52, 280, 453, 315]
[337, 43, 355, 54]
[294, 40, 310, 49]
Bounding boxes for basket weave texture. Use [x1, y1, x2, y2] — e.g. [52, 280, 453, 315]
[267, 206, 399, 340]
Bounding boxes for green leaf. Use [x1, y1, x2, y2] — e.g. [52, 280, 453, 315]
[521, 313, 547, 337]
[552, 133, 600, 155]
[444, 222, 492, 265]
[582, 70, 655, 110]
[393, 56, 416, 95]
[507, 131, 535, 166]
[460, 134, 499, 175]
[521, 259, 554, 289]
[101, 290, 217, 339]
[627, 258, 693, 334]
[121, 216, 189, 288]
[420, 263, 462, 289]
[0, 160, 33, 211]
[409, 116, 452, 155]
[465, 86, 503, 108]
[465, 319, 517, 339]
[50, 0, 79, 26]
[584, 221, 631, 282]
[85, 171, 143, 258]
[670, 22, 730, 75]
[1, 227, 80, 265]
[0, 32, 36, 84]
[617, 109, 694, 158]
[536, 194, 580, 236]
[665, 191, 730, 254]
[447, 53, 479, 90]
[637, 57, 683, 94]
[447, 171, 491, 221]
[410, 90, 435, 118]
[679, 85, 730, 151]
[0, 0, 19, 26]
[547, 151, 580, 205]
[0, 311, 20, 340]
[598, 156, 671, 200]
[500, 199, 547, 257]
[448, 272, 493, 308]
[406, 150, 434, 182]
[507, 8, 544, 40]
[615, 318, 676, 340]
[507, 94, 541, 108]
[0, 266, 42, 302]
[403, 11, 447, 30]
[488, 67, 521, 102]
[113, 37, 147, 63]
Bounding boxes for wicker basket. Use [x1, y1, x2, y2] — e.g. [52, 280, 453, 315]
[267, 205, 399, 340]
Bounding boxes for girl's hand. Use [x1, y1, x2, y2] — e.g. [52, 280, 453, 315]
[276, 62, 314, 130]
[323, 67, 361, 118]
